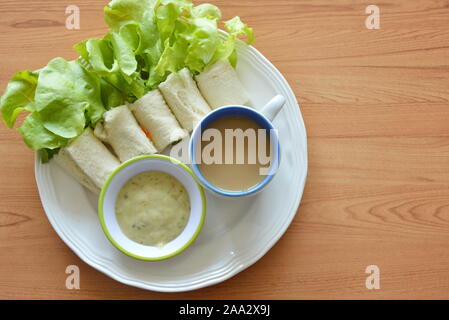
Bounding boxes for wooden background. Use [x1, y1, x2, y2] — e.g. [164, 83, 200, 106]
[0, 0, 448, 299]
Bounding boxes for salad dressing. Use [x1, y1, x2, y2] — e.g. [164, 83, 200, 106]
[115, 171, 190, 247]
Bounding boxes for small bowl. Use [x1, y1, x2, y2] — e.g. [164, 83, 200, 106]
[98, 155, 206, 261]
[189, 96, 285, 198]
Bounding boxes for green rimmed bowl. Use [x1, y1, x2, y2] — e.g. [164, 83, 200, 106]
[98, 155, 206, 261]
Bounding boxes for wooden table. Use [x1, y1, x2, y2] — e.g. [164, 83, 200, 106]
[1, 0, 448, 299]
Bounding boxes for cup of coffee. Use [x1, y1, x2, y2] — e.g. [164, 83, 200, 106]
[189, 95, 286, 197]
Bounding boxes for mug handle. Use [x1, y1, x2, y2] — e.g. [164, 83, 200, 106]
[260, 95, 286, 122]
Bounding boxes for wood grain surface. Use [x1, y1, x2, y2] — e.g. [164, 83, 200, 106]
[1, 0, 449, 299]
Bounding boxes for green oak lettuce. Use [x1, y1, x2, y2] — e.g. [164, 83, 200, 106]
[35, 58, 105, 132]
[0, 0, 254, 162]
[81, 0, 254, 90]
[4, 58, 108, 160]
[0, 70, 38, 128]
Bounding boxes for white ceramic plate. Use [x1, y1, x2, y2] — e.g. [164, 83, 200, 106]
[35, 41, 308, 292]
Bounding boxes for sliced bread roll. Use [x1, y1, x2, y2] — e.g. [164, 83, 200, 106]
[53, 148, 101, 194]
[129, 89, 188, 152]
[195, 60, 249, 109]
[54, 127, 120, 193]
[102, 105, 157, 162]
[159, 68, 211, 132]
[93, 121, 108, 143]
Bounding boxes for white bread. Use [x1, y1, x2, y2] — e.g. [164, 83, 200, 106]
[103, 105, 157, 162]
[159, 68, 211, 132]
[129, 89, 188, 152]
[55, 127, 120, 193]
[93, 121, 108, 143]
[195, 60, 249, 109]
[53, 148, 101, 194]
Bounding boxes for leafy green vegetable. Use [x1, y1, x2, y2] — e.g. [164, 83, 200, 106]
[75, 39, 118, 74]
[104, 0, 155, 30]
[35, 57, 105, 130]
[18, 112, 67, 150]
[191, 3, 221, 20]
[108, 32, 138, 76]
[99, 78, 125, 108]
[75, 38, 146, 102]
[225, 16, 255, 44]
[92, 0, 255, 89]
[0, 70, 38, 128]
[155, 0, 192, 42]
[2, 57, 107, 157]
[38, 100, 86, 139]
[214, 16, 254, 67]
[0, 0, 254, 162]
[38, 148, 60, 164]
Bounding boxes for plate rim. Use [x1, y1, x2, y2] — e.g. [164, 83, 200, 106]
[35, 43, 308, 292]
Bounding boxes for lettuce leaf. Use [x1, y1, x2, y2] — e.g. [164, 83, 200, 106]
[38, 100, 86, 139]
[108, 32, 138, 76]
[0, 0, 254, 161]
[75, 38, 118, 74]
[38, 148, 60, 163]
[75, 34, 147, 101]
[35, 57, 105, 128]
[0, 70, 38, 128]
[155, 0, 193, 42]
[104, 0, 154, 30]
[105, 0, 160, 56]
[99, 78, 125, 108]
[212, 16, 254, 67]
[225, 16, 255, 45]
[102, 0, 254, 88]
[18, 112, 67, 150]
[11, 58, 107, 155]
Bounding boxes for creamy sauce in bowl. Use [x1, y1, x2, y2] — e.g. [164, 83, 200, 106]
[115, 171, 190, 247]
[198, 116, 272, 191]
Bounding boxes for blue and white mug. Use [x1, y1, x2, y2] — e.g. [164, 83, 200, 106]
[189, 95, 286, 198]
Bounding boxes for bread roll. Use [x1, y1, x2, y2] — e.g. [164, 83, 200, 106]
[159, 68, 211, 132]
[54, 127, 120, 193]
[195, 60, 249, 109]
[102, 105, 157, 162]
[129, 90, 188, 152]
